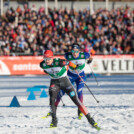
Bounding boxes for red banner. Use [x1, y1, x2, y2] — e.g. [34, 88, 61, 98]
[0, 56, 64, 75]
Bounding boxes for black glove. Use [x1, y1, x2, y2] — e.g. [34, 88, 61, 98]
[44, 70, 48, 74]
[59, 59, 66, 67]
[87, 59, 92, 64]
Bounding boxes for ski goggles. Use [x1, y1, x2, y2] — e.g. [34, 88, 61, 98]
[72, 50, 80, 53]
[44, 57, 52, 61]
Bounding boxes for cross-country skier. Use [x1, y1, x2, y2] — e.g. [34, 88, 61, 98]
[40, 50, 100, 130]
[54, 43, 93, 120]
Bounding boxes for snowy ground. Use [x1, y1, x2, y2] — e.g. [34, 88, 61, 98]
[0, 75, 134, 134]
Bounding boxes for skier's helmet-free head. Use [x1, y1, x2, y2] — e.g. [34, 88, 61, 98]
[43, 50, 53, 58]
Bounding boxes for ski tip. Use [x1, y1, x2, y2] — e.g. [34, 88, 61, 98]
[92, 123, 101, 131]
[49, 126, 57, 129]
[78, 117, 82, 120]
[42, 117, 47, 119]
[96, 127, 101, 131]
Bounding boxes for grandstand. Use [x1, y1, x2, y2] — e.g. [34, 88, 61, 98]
[0, 0, 134, 56]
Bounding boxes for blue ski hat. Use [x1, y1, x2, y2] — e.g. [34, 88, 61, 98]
[72, 43, 80, 50]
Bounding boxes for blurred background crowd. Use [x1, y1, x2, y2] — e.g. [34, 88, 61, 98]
[0, 3, 134, 56]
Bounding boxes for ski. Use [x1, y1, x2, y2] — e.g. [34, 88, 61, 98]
[42, 114, 101, 130]
[72, 117, 101, 130]
[92, 123, 101, 131]
[42, 112, 51, 119]
[42, 116, 50, 119]
[78, 113, 83, 120]
[94, 126, 101, 131]
[44, 126, 57, 129]
[49, 126, 57, 129]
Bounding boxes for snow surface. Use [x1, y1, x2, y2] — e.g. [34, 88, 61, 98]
[0, 75, 134, 134]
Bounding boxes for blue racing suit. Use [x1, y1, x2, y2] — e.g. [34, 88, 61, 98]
[55, 52, 90, 107]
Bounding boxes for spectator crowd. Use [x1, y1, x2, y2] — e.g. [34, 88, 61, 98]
[0, 4, 134, 56]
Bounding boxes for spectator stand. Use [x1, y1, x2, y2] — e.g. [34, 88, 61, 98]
[0, 4, 134, 56]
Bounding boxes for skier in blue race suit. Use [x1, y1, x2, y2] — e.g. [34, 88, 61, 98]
[55, 43, 93, 119]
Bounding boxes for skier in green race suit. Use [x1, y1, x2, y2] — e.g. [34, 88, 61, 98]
[40, 50, 100, 130]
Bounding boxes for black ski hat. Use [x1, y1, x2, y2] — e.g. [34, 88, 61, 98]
[72, 43, 80, 49]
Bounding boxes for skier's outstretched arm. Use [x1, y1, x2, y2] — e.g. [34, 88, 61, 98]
[59, 59, 77, 69]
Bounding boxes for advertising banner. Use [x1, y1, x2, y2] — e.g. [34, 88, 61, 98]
[89, 55, 134, 74]
[0, 55, 134, 75]
[0, 56, 43, 75]
[0, 56, 65, 75]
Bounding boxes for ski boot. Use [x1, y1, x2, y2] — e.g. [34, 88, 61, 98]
[86, 113, 101, 130]
[50, 117, 57, 128]
[78, 109, 83, 120]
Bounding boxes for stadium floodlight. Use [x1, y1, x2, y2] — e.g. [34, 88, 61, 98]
[0, 0, 3, 16]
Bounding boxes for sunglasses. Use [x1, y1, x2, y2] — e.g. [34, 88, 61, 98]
[72, 50, 80, 53]
[44, 57, 52, 61]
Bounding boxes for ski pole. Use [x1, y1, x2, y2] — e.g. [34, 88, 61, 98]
[89, 65, 100, 86]
[61, 98, 65, 106]
[75, 70, 99, 103]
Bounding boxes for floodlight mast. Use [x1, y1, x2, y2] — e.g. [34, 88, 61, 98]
[1, 0, 4, 16]
[106, 0, 109, 10]
[90, 0, 94, 15]
[45, 0, 48, 15]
